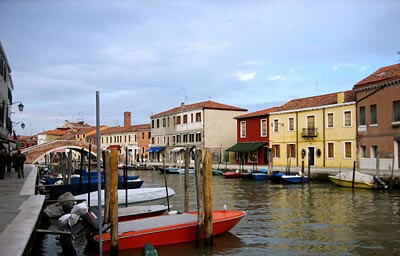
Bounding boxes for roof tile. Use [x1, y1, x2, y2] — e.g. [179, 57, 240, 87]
[354, 63, 400, 88]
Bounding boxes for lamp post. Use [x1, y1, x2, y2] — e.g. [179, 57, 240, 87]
[6, 101, 24, 113]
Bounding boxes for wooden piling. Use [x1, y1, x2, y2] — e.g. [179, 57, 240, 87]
[301, 159, 304, 183]
[307, 154, 311, 181]
[61, 155, 66, 184]
[104, 150, 110, 224]
[125, 147, 128, 207]
[79, 148, 84, 194]
[352, 161, 356, 189]
[109, 149, 119, 255]
[162, 159, 170, 212]
[194, 149, 203, 244]
[67, 151, 72, 184]
[203, 148, 213, 246]
[184, 147, 190, 212]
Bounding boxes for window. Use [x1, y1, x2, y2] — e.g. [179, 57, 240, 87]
[157, 119, 160, 128]
[196, 112, 201, 122]
[163, 136, 165, 143]
[157, 137, 160, 144]
[393, 101, 400, 122]
[327, 113, 334, 128]
[172, 136, 175, 143]
[173, 116, 176, 125]
[327, 142, 334, 158]
[183, 115, 188, 124]
[196, 132, 201, 142]
[142, 132, 144, 139]
[344, 111, 352, 127]
[163, 118, 166, 127]
[176, 116, 181, 124]
[101, 137, 103, 144]
[124, 135, 127, 142]
[359, 107, 365, 125]
[287, 144, 295, 158]
[177, 135, 181, 143]
[151, 120, 154, 128]
[167, 117, 170, 127]
[370, 105, 377, 125]
[307, 116, 315, 128]
[371, 145, 378, 158]
[135, 134, 137, 142]
[189, 134, 194, 142]
[240, 121, 246, 138]
[273, 119, 279, 132]
[288, 117, 294, 131]
[272, 145, 280, 158]
[260, 119, 267, 136]
[191, 113, 193, 122]
[151, 137, 155, 144]
[344, 142, 352, 159]
[148, 132, 151, 139]
[360, 146, 366, 158]
[183, 134, 188, 143]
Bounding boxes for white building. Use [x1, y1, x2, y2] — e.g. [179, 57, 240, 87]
[149, 100, 247, 165]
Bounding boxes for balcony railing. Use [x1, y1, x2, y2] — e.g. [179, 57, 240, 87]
[302, 128, 318, 138]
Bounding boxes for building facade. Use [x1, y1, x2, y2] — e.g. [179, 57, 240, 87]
[0, 42, 14, 144]
[354, 64, 400, 171]
[149, 100, 247, 165]
[227, 107, 277, 166]
[269, 91, 357, 169]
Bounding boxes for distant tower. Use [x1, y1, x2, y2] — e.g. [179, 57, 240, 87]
[124, 111, 131, 128]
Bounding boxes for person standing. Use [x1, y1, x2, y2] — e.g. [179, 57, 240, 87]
[0, 147, 7, 179]
[14, 150, 26, 178]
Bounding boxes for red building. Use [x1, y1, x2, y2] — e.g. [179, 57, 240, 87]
[227, 107, 277, 166]
[16, 135, 37, 150]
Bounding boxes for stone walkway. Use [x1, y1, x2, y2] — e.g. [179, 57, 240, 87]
[0, 165, 45, 256]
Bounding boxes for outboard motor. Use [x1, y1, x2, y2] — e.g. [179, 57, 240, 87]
[373, 176, 388, 190]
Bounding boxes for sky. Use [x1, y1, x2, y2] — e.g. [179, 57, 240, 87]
[1, 0, 399, 136]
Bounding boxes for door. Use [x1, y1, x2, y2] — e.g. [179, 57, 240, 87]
[264, 148, 270, 165]
[308, 147, 315, 166]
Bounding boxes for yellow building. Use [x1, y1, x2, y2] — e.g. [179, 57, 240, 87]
[269, 91, 356, 169]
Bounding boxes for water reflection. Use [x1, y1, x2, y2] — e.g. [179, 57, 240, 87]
[34, 170, 400, 256]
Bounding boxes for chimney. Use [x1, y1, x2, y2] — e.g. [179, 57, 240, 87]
[124, 111, 131, 128]
[181, 102, 185, 107]
[337, 92, 345, 104]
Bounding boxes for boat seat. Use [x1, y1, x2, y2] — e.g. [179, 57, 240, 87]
[118, 213, 197, 235]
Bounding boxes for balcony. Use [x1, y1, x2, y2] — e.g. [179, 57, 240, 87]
[302, 128, 318, 138]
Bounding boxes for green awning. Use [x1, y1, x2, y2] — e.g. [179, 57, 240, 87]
[226, 142, 266, 152]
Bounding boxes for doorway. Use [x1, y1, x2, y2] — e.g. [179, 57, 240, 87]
[308, 147, 315, 166]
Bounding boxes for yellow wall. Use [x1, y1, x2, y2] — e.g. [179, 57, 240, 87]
[269, 103, 356, 168]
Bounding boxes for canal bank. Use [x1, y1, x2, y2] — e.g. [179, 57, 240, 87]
[0, 165, 44, 256]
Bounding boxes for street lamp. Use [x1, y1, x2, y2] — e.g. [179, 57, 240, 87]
[12, 121, 25, 129]
[6, 101, 24, 112]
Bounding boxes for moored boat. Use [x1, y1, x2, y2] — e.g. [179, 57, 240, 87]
[223, 171, 241, 179]
[252, 173, 268, 180]
[94, 209, 246, 251]
[270, 172, 308, 184]
[328, 171, 386, 189]
[74, 187, 175, 206]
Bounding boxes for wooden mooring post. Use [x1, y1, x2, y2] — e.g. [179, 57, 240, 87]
[352, 161, 356, 189]
[79, 148, 84, 194]
[203, 148, 213, 246]
[87, 144, 92, 209]
[110, 149, 119, 255]
[162, 159, 170, 212]
[194, 149, 203, 244]
[67, 151, 72, 184]
[104, 150, 110, 224]
[184, 147, 190, 212]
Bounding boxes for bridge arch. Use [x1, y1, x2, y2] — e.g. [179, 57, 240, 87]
[22, 140, 99, 164]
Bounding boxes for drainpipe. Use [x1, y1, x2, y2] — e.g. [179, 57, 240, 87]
[323, 108, 326, 167]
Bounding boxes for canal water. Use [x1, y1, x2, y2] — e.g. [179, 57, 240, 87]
[34, 170, 400, 256]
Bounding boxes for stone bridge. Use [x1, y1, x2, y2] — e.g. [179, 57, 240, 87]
[22, 140, 99, 164]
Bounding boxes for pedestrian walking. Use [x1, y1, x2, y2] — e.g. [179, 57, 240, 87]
[0, 147, 7, 179]
[14, 150, 26, 179]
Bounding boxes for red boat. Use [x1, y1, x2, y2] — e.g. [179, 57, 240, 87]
[95, 210, 245, 252]
[223, 171, 241, 179]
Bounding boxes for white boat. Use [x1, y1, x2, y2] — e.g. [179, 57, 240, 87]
[177, 168, 195, 174]
[74, 187, 175, 207]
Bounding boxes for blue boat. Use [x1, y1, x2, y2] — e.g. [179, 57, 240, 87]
[252, 173, 268, 180]
[270, 172, 309, 184]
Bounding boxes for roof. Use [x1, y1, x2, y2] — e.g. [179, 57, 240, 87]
[226, 142, 266, 152]
[354, 63, 400, 88]
[101, 124, 151, 135]
[235, 107, 278, 119]
[16, 135, 37, 141]
[38, 128, 71, 136]
[151, 100, 247, 118]
[274, 90, 355, 112]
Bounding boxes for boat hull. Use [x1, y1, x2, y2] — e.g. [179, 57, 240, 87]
[270, 172, 308, 184]
[252, 173, 268, 180]
[329, 176, 375, 189]
[96, 210, 245, 251]
[223, 172, 241, 179]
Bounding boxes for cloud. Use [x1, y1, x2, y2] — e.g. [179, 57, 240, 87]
[332, 65, 339, 71]
[332, 63, 356, 72]
[359, 65, 371, 73]
[244, 60, 264, 66]
[234, 71, 256, 81]
[268, 75, 286, 81]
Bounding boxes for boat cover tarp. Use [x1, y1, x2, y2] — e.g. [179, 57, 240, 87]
[171, 147, 184, 152]
[332, 171, 375, 183]
[118, 213, 197, 235]
[74, 187, 175, 206]
[226, 142, 266, 152]
[146, 147, 165, 153]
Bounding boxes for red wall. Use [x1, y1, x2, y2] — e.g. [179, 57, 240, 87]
[235, 115, 270, 165]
